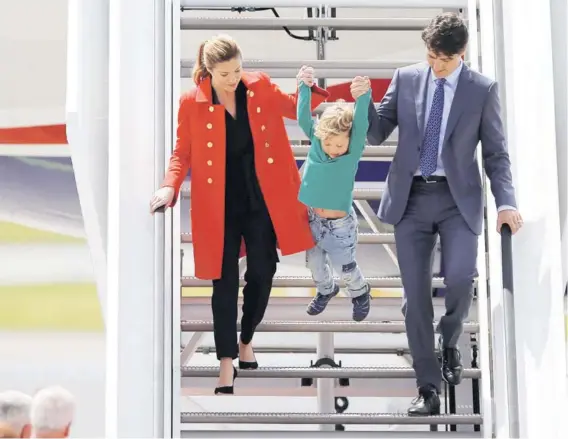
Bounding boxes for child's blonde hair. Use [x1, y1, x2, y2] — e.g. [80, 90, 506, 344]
[314, 99, 354, 139]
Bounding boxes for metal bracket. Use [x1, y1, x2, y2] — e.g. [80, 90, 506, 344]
[315, 6, 327, 90]
[328, 8, 339, 40]
[334, 396, 349, 431]
[180, 332, 205, 366]
[230, 7, 259, 13]
[301, 357, 349, 387]
[306, 8, 315, 40]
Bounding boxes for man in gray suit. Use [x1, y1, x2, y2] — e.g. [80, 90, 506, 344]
[351, 13, 523, 415]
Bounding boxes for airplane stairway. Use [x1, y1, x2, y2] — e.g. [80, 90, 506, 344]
[174, 1, 503, 437]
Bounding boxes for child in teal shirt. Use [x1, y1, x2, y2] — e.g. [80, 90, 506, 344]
[297, 79, 372, 322]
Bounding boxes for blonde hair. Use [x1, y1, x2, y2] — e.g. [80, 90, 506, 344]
[193, 34, 242, 85]
[314, 99, 354, 139]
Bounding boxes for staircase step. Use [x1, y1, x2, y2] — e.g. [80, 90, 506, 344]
[181, 275, 474, 289]
[192, 345, 410, 355]
[181, 58, 469, 79]
[181, 320, 480, 333]
[292, 144, 396, 157]
[181, 366, 481, 379]
[181, 59, 415, 71]
[180, 17, 433, 31]
[180, 412, 483, 425]
[181, 186, 384, 199]
[181, 232, 395, 244]
[180, 430, 482, 438]
[181, 296, 479, 327]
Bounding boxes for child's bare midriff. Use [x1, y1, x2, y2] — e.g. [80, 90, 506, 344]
[313, 207, 348, 219]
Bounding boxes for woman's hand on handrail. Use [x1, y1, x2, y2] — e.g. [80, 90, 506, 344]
[150, 187, 175, 214]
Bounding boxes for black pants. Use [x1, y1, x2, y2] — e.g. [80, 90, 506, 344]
[212, 202, 278, 360]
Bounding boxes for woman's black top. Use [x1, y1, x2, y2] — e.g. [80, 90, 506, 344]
[212, 82, 265, 217]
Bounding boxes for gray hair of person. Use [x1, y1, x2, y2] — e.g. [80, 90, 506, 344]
[0, 390, 33, 432]
[30, 386, 75, 434]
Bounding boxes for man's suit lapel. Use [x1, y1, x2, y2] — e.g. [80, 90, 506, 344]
[413, 65, 430, 140]
[444, 64, 475, 144]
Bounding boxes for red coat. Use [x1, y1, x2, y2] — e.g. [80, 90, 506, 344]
[162, 71, 330, 280]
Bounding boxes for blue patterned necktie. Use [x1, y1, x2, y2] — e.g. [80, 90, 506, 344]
[419, 78, 446, 177]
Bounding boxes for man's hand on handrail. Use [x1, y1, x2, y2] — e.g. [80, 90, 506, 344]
[497, 209, 523, 234]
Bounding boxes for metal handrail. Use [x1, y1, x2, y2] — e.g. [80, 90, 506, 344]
[501, 224, 519, 438]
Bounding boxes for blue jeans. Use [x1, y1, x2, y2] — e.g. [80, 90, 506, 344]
[306, 207, 368, 298]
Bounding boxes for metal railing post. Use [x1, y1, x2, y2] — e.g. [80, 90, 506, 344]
[316, 332, 335, 431]
[313, 9, 333, 430]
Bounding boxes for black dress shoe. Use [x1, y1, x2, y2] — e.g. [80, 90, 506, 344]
[437, 337, 464, 386]
[441, 347, 463, 385]
[408, 385, 441, 416]
[214, 366, 238, 395]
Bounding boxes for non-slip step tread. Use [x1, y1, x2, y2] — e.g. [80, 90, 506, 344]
[181, 319, 480, 333]
[179, 430, 481, 438]
[181, 59, 417, 69]
[181, 186, 384, 199]
[180, 411, 483, 425]
[181, 231, 396, 244]
[180, 17, 433, 31]
[292, 144, 396, 157]
[357, 232, 395, 242]
[181, 365, 481, 379]
[181, 275, 476, 289]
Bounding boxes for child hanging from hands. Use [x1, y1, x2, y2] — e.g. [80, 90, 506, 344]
[297, 69, 372, 322]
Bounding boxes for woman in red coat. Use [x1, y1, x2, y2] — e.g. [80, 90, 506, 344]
[150, 34, 329, 394]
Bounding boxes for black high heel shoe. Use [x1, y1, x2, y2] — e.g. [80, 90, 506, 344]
[238, 359, 259, 369]
[238, 346, 259, 370]
[214, 366, 238, 395]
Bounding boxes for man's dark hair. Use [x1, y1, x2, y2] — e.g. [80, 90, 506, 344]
[421, 12, 468, 57]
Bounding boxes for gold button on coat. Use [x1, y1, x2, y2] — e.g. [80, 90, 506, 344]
[207, 178, 213, 184]
[206, 123, 212, 129]
[207, 142, 213, 148]
[207, 160, 212, 166]
[267, 158, 274, 164]
[209, 106, 214, 112]
[261, 125, 266, 131]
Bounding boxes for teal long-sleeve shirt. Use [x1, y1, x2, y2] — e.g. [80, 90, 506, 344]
[297, 82, 372, 212]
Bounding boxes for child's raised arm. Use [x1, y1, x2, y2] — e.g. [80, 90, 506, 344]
[297, 82, 316, 138]
[349, 88, 372, 155]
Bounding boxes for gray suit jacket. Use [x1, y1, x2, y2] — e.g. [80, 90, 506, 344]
[368, 62, 517, 235]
